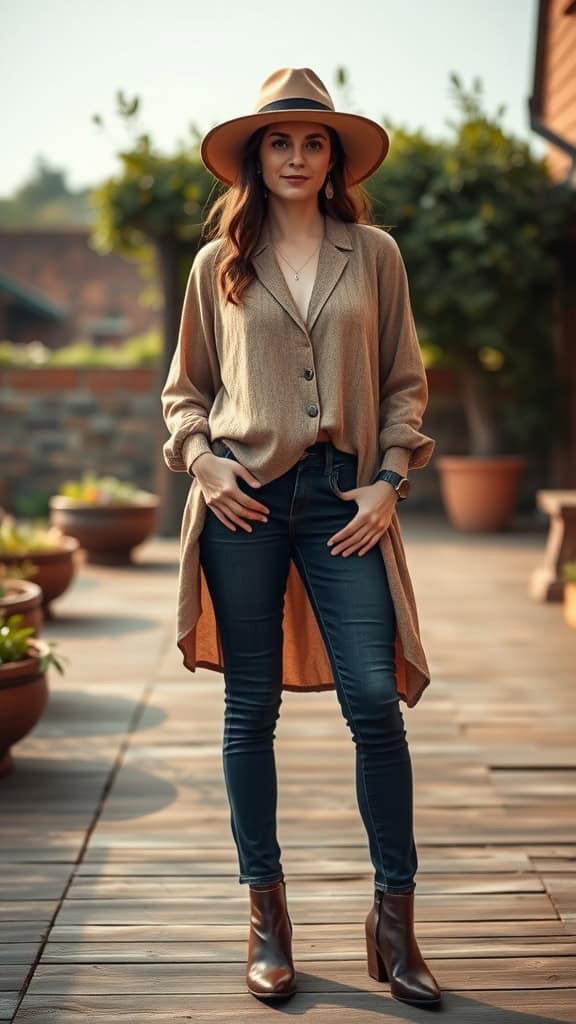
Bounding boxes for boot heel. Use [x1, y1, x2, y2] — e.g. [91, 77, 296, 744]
[365, 932, 388, 981]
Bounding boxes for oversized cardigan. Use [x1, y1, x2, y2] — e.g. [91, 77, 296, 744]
[161, 213, 436, 707]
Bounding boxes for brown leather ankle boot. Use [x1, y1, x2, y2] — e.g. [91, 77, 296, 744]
[365, 888, 442, 1008]
[246, 879, 297, 1001]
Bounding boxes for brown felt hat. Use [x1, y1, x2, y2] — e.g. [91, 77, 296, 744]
[200, 67, 390, 188]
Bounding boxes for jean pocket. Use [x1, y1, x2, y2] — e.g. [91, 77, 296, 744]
[328, 460, 358, 498]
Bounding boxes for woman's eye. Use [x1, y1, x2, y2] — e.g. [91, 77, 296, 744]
[270, 139, 322, 150]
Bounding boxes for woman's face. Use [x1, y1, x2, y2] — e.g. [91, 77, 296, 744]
[258, 120, 334, 202]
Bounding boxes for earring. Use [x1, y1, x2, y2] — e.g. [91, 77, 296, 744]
[324, 174, 334, 200]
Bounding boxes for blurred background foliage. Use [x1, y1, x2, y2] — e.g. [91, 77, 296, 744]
[0, 328, 161, 367]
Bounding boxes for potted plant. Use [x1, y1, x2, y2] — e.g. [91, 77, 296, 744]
[49, 473, 159, 564]
[371, 74, 572, 530]
[0, 560, 43, 633]
[0, 516, 80, 614]
[561, 561, 576, 629]
[0, 611, 65, 778]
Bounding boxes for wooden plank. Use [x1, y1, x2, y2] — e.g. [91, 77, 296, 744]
[11, 989, 576, 1024]
[42, 934, 576, 963]
[79, 844, 533, 870]
[48, 918, 572, 942]
[0, 964, 30, 989]
[54, 893, 557, 925]
[0, 902, 58, 924]
[0, 944, 39, 966]
[23, 957, 576, 994]
[0, 993, 19, 1021]
[0, 924, 49, 943]
[66, 871, 544, 898]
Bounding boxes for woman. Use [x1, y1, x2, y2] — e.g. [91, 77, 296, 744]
[161, 67, 442, 1009]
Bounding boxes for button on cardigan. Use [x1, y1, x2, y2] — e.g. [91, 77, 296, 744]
[161, 213, 436, 707]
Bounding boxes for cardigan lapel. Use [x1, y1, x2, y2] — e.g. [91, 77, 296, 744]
[252, 214, 353, 336]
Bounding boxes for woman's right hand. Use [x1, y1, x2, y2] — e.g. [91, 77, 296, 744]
[191, 453, 270, 533]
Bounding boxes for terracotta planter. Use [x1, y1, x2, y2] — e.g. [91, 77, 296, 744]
[49, 494, 159, 565]
[0, 537, 80, 612]
[0, 579, 43, 633]
[0, 637, 50, 778]
[435, 455, 527, 531]
[564, 582, 576, 629]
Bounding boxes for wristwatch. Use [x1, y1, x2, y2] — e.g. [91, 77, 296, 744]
[374, 469, 411, 501]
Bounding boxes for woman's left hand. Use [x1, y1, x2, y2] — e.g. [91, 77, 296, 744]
[327, 481, 398, 557]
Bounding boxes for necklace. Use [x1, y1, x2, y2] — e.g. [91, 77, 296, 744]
[272, 220, 326, 281]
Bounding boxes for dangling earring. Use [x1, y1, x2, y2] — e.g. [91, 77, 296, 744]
[324, 174, 334, 200]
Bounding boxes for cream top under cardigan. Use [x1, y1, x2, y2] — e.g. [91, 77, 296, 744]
[161, 213, 436, 707]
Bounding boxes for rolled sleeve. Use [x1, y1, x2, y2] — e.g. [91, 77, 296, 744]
[160, 247, 221, 475]
[377, 235, 436, 473]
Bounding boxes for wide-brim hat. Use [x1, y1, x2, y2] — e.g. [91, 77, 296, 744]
[200, 67, 390, 188]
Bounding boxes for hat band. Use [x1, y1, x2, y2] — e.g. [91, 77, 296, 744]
[258, 98, 334, 113]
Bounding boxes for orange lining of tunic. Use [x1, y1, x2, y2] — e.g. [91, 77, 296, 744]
[179, 555, 409, 700]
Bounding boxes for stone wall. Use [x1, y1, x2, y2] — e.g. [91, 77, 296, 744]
[0, 367, 163, 515]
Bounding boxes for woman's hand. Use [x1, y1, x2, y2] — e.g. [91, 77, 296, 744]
[192, 453, 270, 533]
[327, 480, 398, 557]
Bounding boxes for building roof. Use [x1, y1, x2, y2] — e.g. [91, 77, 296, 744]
[0, 272, 68, 320]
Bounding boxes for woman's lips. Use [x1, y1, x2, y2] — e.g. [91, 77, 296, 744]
[283, 176, 308, 183]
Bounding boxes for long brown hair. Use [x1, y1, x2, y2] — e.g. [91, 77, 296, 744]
[201, 124, 375, 306]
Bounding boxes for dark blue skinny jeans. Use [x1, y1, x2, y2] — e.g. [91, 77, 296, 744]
[199, 440, 418, 894]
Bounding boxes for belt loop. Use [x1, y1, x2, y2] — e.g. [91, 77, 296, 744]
[324, 442, 334, 476]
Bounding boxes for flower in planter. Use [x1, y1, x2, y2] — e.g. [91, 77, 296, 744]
[0, 516, 67, 556]
[57, 473, 154, 506]
[0, 515, 80, 611]
[0, 611, 65, 674]
[0, 610, 67, 778]
[51, 475, 159, 565]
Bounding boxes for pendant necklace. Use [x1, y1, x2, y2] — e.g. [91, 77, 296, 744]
[273, 220, 325, 281]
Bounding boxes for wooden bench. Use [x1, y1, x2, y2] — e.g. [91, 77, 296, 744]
[530, 490, 576, 601]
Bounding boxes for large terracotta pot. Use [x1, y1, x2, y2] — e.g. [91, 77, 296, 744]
[0, 537, 80, 612]
[0, 579, 43, 633]
[49, 495, 159, 565]
[435, 455, 527, 531]
[0, 637, 50, 778]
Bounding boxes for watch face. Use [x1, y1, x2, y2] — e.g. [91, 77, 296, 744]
[397, 478, 410, 499]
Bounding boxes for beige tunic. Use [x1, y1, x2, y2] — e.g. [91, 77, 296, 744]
[161, 214, 436, 707]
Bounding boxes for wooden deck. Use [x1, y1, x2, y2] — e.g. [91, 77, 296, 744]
[1, 515, 575, 1022]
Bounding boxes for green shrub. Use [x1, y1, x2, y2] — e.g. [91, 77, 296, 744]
[0, 328, 161, 368]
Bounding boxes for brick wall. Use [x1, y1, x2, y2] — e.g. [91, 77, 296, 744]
[0, 228, 159, 347]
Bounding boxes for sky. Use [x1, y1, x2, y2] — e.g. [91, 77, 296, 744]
[1, 0, 544, 198]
